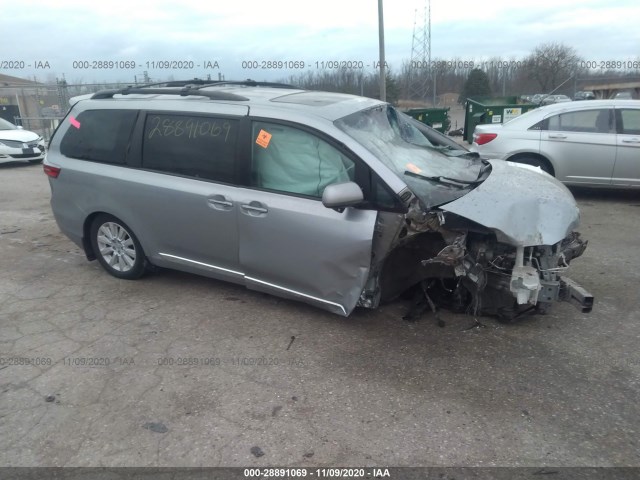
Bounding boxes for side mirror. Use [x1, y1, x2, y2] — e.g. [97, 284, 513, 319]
[322, 182, 364, 210]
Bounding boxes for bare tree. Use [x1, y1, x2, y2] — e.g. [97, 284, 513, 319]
[524, 42, 582, 92]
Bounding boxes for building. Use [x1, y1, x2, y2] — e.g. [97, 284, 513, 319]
[0, 73, 65, 138]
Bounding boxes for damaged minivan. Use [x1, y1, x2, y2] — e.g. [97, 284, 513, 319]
[44, 81, 593, 319]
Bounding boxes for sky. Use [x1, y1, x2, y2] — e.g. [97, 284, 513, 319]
[1, 0, 639, 85]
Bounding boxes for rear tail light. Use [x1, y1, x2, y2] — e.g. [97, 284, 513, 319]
[43, 164, 61, 178]
[474, 133, 498, 145]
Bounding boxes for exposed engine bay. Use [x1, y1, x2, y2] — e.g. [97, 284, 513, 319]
[359, 200, 592, 321]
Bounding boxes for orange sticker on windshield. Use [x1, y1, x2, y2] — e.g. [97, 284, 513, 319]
[406, 163, 422, 174]
[255, 129, 272, 148]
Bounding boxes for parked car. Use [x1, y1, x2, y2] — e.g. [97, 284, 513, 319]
[43, 81, 592, 319]
[574, 91, 596, 101]
[0, 118, 46, 164]
[615, 91, 633, 100]
[470, 99, 640, 188]
[541, 94, 572, 105]
[531, 94, 547, 104]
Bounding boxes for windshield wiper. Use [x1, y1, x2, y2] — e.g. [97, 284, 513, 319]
[404, 170, 482, 188]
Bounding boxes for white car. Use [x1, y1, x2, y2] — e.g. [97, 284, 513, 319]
[541, 94, 572, 105]
[470, 99, 640, 188]
[0, 118, 46, 164]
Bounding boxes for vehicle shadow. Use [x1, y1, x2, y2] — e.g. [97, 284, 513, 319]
[0, 161, 40, 170]
[569, 186, 640, 203]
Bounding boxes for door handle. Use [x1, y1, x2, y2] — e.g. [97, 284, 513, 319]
[241, 203, 268, 214]
[548, 133, 567, 139]
[207, 195, 233, 210]
[209, 199, 233, 207]
[621, 138, 640, 144]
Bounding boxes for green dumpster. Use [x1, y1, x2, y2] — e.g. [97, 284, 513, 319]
[463, 96, 537, 143]
[404, 107, 451, 134]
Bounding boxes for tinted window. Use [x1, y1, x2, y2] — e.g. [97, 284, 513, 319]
[142, 114, 238, 183]
[60, 109, 137, 164]
[619, 109, 640, 135]
[250, 122, 355, 198]
[547, 109, 612, 133]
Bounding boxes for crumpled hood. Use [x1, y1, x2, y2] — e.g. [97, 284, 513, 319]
[439, 160, 580, 246]
[0, 129, 40, 142]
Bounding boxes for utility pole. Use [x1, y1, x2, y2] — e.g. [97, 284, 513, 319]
[378, 0, 386, 102]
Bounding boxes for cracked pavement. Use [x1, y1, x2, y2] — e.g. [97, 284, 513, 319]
[1, 162, 639, 467]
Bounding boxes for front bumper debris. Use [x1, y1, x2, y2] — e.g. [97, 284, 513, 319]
[560, 277, 594, 313]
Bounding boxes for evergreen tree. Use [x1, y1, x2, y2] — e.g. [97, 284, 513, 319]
[460, 68, 491, 103]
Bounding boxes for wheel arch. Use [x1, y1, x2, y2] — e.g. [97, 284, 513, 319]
[82, 211, 105, 260]
[506, 152, 555, 176]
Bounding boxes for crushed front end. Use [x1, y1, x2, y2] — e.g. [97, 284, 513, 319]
[362, 202, 593, 320]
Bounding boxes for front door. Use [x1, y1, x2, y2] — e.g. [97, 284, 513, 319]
[541, 108, 616, 184]
[237, 120, 377, 316]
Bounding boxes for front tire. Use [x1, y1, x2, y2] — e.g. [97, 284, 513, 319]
[90, 214, 146, 279]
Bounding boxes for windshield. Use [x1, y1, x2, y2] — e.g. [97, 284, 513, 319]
[335, 105, 485, 207]
[0, 118, 18, 130]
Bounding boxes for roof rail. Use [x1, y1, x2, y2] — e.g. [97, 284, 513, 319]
[123, 79, 299, 89]
[209, 80, 299, 89]
[162, 79, 298, 89]
[89, 79, 300, 100]
[91, 87, 249, 101]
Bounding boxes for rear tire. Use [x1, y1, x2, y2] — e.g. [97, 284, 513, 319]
[90, 214, 146, 280]
[513, 156, 554, 176]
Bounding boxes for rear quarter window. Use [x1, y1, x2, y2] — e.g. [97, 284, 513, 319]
[60, 109, 138, 164]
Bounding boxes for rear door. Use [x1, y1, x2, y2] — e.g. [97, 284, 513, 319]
[612, 107, 640, 186]
[129, 108, 247, 283]
[236, 120, 378, 316]
[541, 108, 616, 184]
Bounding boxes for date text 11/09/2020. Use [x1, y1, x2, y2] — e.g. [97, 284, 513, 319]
[244, 468, 391, 478]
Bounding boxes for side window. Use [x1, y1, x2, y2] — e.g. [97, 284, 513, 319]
[142, 114, 238, 183]
[371, 172, 402, 210]
[60, 109, 137, 164]
[547, 109, 612, 134]
[251, 122, 355, 198]
[529, 119, 547, 131]
[619, 109, 640, 135]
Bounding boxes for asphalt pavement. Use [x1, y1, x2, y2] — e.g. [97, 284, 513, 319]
[1, 163, 639, 467]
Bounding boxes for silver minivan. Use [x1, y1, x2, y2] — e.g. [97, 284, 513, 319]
[44, 81, 593, 319]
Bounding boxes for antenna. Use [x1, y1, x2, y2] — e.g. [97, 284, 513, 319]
[408, 0, 432, 103]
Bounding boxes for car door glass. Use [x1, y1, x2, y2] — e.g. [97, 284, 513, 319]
[251, 122, 355, 198]
[142, 114, 238, 183]
[547, 109, 612, 133]
[60, 109, 138, 164]
[620, 109, 640, 135]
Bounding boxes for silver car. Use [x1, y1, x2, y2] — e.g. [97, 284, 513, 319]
[541, 94, 572, 105]
[471, 99, 640, 187]
[44, 82, 592, 319]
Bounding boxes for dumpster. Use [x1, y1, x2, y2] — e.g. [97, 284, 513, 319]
[404, 107, 451, 134]
[463, 96, 537, 143]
